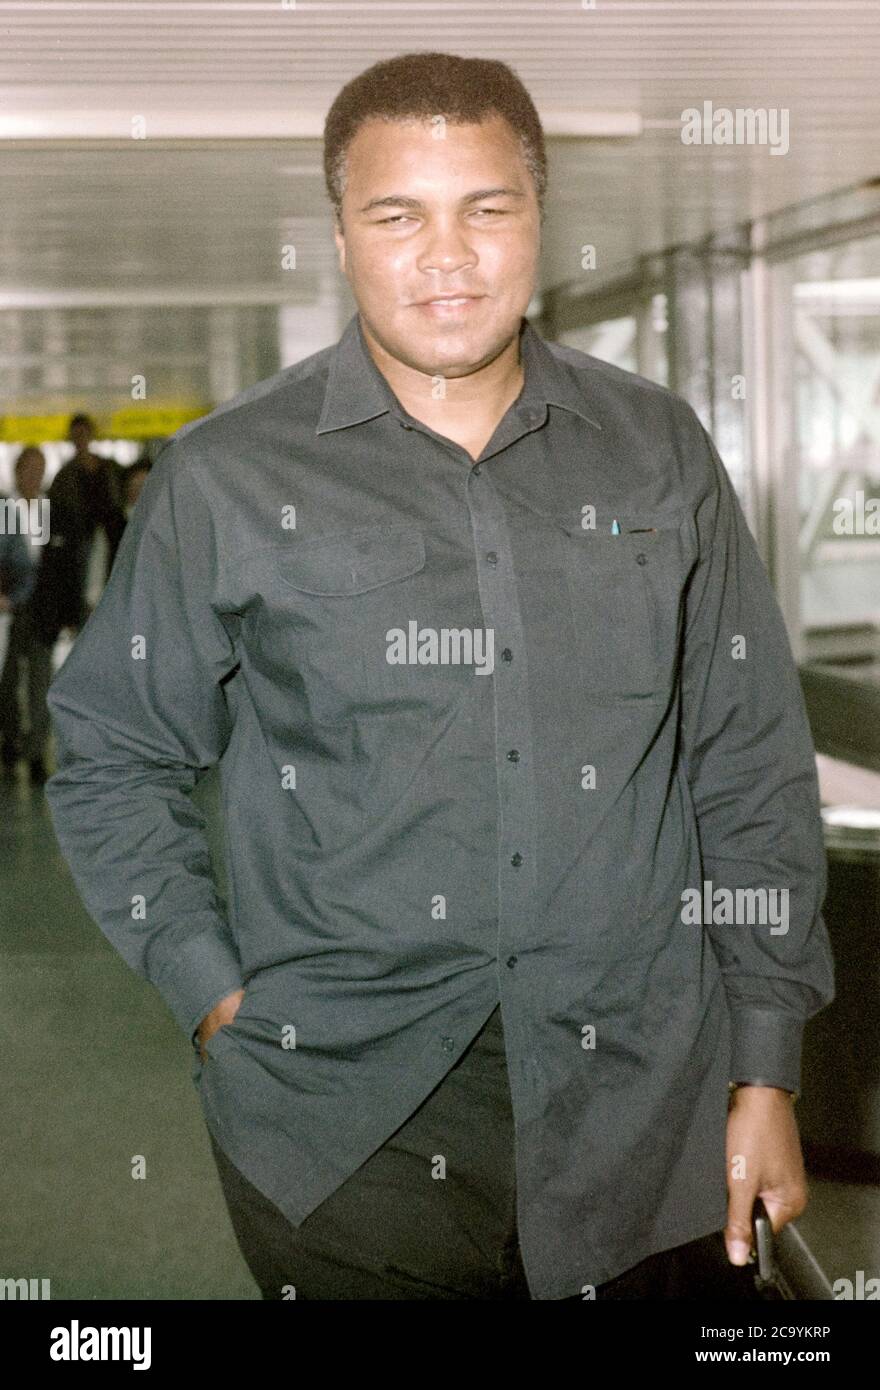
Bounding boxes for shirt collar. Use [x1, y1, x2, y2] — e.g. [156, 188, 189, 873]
[316, 311, 602, 436]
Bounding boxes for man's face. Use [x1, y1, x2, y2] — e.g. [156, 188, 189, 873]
[334, 114, 540, 380]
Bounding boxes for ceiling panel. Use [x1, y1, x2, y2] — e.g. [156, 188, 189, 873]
[0, 0, 877, 404]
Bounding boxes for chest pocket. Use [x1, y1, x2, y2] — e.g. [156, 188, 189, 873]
[251, 523, 469, 727]
[559, 509, 697, 703]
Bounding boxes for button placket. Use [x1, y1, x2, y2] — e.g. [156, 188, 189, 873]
[466, 466, 538, 1074]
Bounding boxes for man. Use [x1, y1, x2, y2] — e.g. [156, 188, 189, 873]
[28, 413, 127, 651]
[44, 52, 834, 1301]
[0, 445, 52, 783]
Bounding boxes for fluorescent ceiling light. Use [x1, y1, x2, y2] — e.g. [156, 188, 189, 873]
[0, 102, 642, 142]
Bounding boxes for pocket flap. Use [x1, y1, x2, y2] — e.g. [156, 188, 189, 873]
[561, 509, 693, 572]
[274, 525, 426, 595]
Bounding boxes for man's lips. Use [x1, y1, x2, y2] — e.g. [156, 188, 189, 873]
[414, 293, 483, 304]
[412, 294, 486, 316]
[414, 293, 485, 304]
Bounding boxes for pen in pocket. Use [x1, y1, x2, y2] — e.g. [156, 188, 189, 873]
[610, 518, 657, 534]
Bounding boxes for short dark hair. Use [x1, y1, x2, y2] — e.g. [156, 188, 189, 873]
[69, 413, 94, 433]
[323, 52, 547, 225]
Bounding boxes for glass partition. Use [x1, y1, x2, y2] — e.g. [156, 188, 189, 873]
[775, 235, 880, 669]
[555, 294, 668, 386]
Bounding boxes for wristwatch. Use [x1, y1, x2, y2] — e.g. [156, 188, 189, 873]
[728, 1080, 798, 1103]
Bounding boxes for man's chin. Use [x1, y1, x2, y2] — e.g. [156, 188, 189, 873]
[402, 332, 512, 379]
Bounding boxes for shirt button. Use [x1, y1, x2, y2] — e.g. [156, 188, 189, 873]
[486, 551, 498, 565]
[400, 421, 412, 429]
[441, 1036, 455, 1051]
[636, 553, 647, 565]
[501, 648, 513, 662]
[506, 749, 520, 762]
[510, 851, 523, 866]
[472, 464, 482, 476]
[506, 954, 518, 968]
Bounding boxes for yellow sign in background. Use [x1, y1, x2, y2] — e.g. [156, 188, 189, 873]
[0, 403, 209, 443]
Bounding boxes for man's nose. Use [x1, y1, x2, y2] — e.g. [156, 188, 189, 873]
[416, 220, 477, 275]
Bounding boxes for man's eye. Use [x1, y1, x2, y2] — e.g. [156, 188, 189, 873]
[376, 208, 504, 225]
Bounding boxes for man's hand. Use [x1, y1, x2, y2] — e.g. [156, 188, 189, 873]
[724, 1085, 808, 1265]
[196, 988, 245, 1063]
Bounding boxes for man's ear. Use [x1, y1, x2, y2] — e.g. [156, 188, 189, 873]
[334, 219, 346, 274]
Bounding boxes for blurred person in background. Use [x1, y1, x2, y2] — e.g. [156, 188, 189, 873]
[122, 456, 153, 519]
[0, 445, 47, 782]
[28, 412, 127, 651]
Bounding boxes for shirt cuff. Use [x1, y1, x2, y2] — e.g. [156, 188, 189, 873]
[727, 1006, 804, 1095]
[150, 926, 244, 1049]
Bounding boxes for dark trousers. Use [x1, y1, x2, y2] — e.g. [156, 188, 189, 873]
[207, 1004, 751, 1300]
[0, 604, 53, 761]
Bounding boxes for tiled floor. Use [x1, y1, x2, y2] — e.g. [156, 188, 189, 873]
[0, 761, 257, 1299]
[1, 761, 877, 1300]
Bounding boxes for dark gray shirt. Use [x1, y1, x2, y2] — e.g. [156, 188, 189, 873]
[44, 311, 834, 1298]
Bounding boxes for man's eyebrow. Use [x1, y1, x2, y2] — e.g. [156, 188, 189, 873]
[357, 187, 526, 214]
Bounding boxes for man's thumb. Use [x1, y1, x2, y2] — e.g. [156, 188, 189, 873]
[725, 1195, 755, 1265]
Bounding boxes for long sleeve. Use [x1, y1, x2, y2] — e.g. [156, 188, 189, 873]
[44, 441, 245, 1046]
[678, 409, 835, 1095]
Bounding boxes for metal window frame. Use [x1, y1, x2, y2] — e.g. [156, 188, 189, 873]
[753, 208, 880, 655]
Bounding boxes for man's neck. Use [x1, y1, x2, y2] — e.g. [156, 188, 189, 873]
[360, 317, 526, 459]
